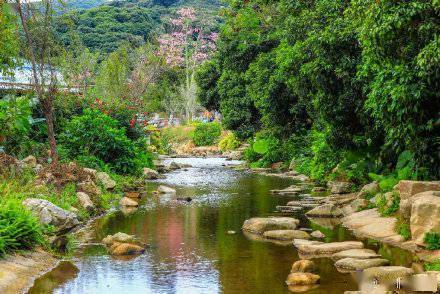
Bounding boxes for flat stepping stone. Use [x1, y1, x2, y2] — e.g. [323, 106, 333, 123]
[332, 249, 381, 261]
[242, 217, 299, 234]
[296, 241, 364, 256]
[335, 258, 389, 272]
[293, 239, 323, 246]
[362, 266, 414, 283]
[276, 205, 303, 212]
[305, 203, 344, 218]
[263, 230, 311, 241]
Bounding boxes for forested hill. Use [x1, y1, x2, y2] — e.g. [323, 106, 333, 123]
[57, 0, 222, 55]
[65, 0, 221, 10]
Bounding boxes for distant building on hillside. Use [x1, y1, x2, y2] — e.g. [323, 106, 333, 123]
[0, 62, 78, 92]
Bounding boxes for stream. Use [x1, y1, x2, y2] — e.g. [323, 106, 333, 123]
[29, 157, 414, 294]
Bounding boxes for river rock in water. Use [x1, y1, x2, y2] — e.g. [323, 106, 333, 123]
[291, 260, 315, 273]
[157, 185, 176, 194]
[335, 258, 389, 272]
[102, 232, 136, 246]
[108, 242, 145, 256]
[296, 241, 364, 256]
[286, 272, 320, 285]
[327, 181, 353, 194]
[242, 217, 299, 234]
[22, 198, 79, 233]
[263, 230, 310, 241]
[143, 168, 161, 179]
[305, 203, 343, 218]
[331, 249, 381, 261]
[119, 197, 139, 207]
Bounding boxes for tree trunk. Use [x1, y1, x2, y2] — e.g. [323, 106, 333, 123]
[16, 0, 58, 165]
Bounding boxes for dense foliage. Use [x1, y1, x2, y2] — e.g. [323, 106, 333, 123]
[192, 122, 222, 146]
[197, 0, 440, 181]
[59, 109, 153, 175]
[0, 200, 43, 257]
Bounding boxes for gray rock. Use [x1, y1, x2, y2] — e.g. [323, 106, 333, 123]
[96, 172, 116, 190]
[77, 181, 101, 196]
[76, 192, 95, 212]
[22, 198, 79, 233]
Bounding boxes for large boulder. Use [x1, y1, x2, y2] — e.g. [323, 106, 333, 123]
[305, 203, 343, 218]
[327, 181, 353, 194]
[296, 241, 364, 256]
[96, 172, 116, 190]
[362, 266, 413, 283]
[263, 230, 310, 241]
[400, 190, 440, 221]
[410, 193, 440, 246]
[22, 198, 79, 233]
[335, 258, 389, 271]
[342, 199, 369, 216]
[157, 185, 176, 194]
[394, 180, 440, 200]
[242, 217, 299, 234]
[331, 249, 381, 261]
[291, 260, 315, 273]
[76, 192, 95, 212]
[286, 272, 320, 286]
[77, 181, 101, 196]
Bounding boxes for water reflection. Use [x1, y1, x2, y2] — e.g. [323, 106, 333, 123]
[29, 158, 411, 294]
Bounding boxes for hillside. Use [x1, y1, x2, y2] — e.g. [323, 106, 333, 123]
[57, 0, 223, 55]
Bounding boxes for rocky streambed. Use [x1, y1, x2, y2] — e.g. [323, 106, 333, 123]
[25, 158, 438, 293]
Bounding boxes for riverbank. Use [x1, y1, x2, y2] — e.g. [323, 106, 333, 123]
[0, 248, 58, 294]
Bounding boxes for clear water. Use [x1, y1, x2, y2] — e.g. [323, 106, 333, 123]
[29, 158, 414, 294]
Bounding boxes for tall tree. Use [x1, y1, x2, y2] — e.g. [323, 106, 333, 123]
[157, 7, 217, 120]
[15, 0, 62, 163]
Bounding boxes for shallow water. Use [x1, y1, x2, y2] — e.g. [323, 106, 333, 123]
[30, 158, 414, 294]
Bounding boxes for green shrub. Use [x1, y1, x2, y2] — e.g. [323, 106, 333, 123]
[424, 260, 440, 271]
[0, 95, 32, 155]
[424, 232, 440, 250]
[396, 218, 411, 240]
[377, 192, 400, 216]
[60, 109, 153, 175]
[0, 199, 44, 256]
[219, 133, 240, 152]
[192, 122, 222, 146]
